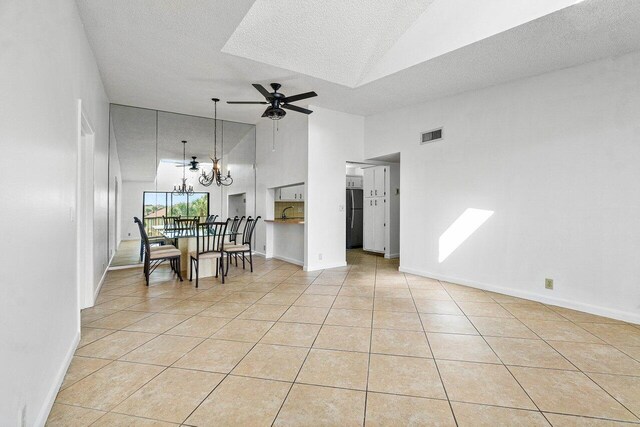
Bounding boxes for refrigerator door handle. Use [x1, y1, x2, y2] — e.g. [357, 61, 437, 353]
[350, 191, 355, 229]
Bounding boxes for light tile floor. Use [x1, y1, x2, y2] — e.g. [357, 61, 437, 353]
[47, 250, 640, 426]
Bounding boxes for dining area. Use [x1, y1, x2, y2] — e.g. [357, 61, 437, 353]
[134, 215, 261, 286]
[108, 102, 260, 288]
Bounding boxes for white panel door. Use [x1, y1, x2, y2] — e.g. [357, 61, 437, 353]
[373, 197, 386, 252]
[363, 168, 375, 198]
[363, 198, 375, 250]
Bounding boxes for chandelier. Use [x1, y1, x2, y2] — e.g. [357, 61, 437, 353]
[199, 98, 233, 187]
[172, 140, 195, 195]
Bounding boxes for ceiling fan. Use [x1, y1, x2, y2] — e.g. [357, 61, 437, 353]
[165, 156, 200, 171]
[227, 83, 317, 120]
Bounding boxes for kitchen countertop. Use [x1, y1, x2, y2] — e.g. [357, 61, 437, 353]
[265, 218, 305, 224]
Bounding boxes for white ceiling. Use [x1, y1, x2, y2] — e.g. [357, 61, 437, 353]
[77, 0, 640, 124]
[222, 0, 435, 88]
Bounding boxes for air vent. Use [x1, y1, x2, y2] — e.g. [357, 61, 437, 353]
[420, 128, 443, 144]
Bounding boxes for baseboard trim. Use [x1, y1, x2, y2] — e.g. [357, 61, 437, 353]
[305, 261, 347, 272]
[272, 255, 304, 267]
[399, 266, 640, 324]
[93, 253, 113, 303]
[35, 330, 80, 427]
[108, 264, 143, 271]
[385, 253, 400, 259]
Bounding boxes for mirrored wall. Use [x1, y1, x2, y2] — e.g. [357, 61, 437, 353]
[108, 104, 256, 266]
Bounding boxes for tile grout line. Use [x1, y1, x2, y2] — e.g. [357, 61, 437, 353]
[269, 266, 352, 426]
[407, 276, 459, 427]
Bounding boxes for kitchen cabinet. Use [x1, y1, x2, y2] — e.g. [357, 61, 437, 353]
[363, 166, 386, 198]
[346, 175, 363, 188]
[363, 197, 385, 252]
[277, 184, 304, 201]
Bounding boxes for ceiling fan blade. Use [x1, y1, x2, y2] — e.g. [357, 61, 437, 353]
[282, 91, 317, 103]
[282, 104, 313, 114]
[227, 101, 269, 104]
[253, 84, 273, 99]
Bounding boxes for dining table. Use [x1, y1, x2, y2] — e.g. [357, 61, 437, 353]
[151, 225, 242, 278]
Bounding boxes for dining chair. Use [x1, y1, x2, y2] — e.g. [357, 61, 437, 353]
[206, 214, 218, 223]
[224, 216, 260, 273]
[174, 217, 198, 237]
[227, 216, 245, 266]
[137, 217, 173, 262]
[161, 215, 181, 247]
[189, 220, 229, 287]
[134, 217, 182, 286]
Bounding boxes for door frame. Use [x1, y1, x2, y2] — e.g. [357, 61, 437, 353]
[77, 100, 95, 312]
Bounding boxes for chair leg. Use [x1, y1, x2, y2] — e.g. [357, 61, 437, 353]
[249, 250, 253, 272]
[215, 259, 219, 278]
[176, 257, 183, 282]
[220, 256, 225, 284]
[189, 258, 193, 281]
[194, 260, 198, 288]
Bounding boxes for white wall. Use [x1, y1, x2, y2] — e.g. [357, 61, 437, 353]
[307, 106, 365, 270]
[365, 51, 640, 322]
[255, 115, 308, 257]
[223, 129, 256, 219]
[0, 0, 110, 424]
[386, 163, 401, 258]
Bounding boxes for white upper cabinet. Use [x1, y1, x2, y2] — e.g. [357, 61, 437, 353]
[363, 166, 386, 198]
[278, 184, 304, 201]
[346, 175, 363, 188]
[363, 168, 375, 197]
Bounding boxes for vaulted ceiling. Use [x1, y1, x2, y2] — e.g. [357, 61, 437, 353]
[77, 0, 640, 124]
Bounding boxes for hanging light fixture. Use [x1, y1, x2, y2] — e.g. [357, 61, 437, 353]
[173, 140, 195, 195]
[199, 98, 233, 187]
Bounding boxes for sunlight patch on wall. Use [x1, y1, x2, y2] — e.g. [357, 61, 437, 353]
[439, 208, 494, 263]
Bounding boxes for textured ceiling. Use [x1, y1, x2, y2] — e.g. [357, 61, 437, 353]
[222, 0, 434, 88]
[77, 0, 640, 124]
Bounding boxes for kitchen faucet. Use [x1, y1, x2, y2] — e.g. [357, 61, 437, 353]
[281, 206, 294, 219]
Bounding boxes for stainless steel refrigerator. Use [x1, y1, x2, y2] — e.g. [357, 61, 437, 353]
[346, 189, 363, 248]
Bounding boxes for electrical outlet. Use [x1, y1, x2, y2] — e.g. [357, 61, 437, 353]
[128, 232, 131, 237]
[545, 278, 554, 290]
[318, 253, 323, 260]
[263, 245, 266, 251]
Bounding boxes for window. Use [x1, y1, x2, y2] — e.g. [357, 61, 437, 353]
[143, 191, 209, 236]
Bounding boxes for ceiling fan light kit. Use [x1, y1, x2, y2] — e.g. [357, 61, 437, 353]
[199, 98, 233, 187]
[227, 83, 317, 120]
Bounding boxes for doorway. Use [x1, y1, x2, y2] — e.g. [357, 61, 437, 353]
[77, 102, 95, 310]
[228, 193, 247, 218]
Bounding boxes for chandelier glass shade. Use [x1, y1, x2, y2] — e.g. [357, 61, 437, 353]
[199, 98, 233, 187]
[172, 140, 195, 195]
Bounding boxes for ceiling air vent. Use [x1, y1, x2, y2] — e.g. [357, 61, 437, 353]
[420, 128, 443, 145]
